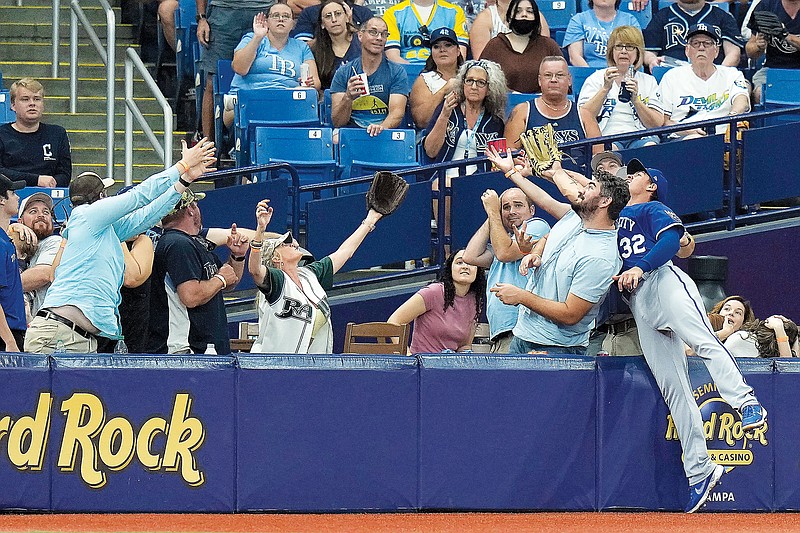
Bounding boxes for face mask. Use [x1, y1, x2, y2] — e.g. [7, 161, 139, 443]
[509, 18, 536, 35]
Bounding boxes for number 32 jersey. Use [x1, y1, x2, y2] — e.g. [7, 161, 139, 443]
[616, 201, 684, 271]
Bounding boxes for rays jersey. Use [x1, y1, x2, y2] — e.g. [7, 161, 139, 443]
[644, 3, 742, 63]
[659, 64, 749, 134]
[383, 0, 469, 62]
[617, 201, 684, 271]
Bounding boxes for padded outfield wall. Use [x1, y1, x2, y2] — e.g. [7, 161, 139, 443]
[0, 353, 795, 512]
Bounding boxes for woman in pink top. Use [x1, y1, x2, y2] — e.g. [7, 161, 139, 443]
[388, 249, 486, 353]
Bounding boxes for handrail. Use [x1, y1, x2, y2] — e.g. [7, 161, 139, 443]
[123, 48, 173, 186]
[70, 0, 115, 177]
[51, 0, 60, 77]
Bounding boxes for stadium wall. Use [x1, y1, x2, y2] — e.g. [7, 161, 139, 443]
[0, 353, 796, 512]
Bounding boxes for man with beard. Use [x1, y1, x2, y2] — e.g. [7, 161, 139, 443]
[486, 147, 630, 354]
[463, 187, 550, 353]
[18, 192, 62, 318]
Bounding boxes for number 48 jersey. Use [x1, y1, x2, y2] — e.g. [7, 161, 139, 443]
[616, 201, 684, 271]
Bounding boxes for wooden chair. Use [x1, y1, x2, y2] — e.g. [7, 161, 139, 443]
[230, 322, 258, 353]
[343, 322, 411, 355]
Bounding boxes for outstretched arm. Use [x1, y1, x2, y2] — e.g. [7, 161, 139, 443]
[328, 209, 383, 273]
[463, 219, 493, 268]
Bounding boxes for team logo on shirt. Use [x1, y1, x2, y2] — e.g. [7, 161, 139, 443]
[42, 143, 54, 161]
[275, 296, 313, 323]
[677, 91, 731, 111]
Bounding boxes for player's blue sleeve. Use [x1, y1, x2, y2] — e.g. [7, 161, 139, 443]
[634, 226, 682, 272]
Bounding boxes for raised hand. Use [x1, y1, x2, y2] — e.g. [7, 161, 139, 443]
[480, 189, 500, 214]
[227, 223, 250, 256]
[217, 263, 239, 288]
[253, 12, 268, 38]
[255, 199, 273, 230]
[513, 221, 535, 254]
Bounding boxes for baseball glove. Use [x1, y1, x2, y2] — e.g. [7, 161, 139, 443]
[752, 10, 788, 39]
[366, 171, 409, 216]
[518, 123, 565, 176]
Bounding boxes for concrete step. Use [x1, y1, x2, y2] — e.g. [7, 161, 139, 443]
[71, 145, 183, 164]
[68, 128, 190, 149]
[0, 41, 138, 62]
[0, 6, 122, 25]
[44, 95, 170, 115]
[0, 61, 128, 81]
[0, 22, 135, 41]
[18, 76, 150, 96]
[46, 111, 170, 131]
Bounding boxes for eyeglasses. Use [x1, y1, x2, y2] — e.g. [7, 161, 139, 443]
[613, 43, 637, 51]
[541, 72, 567, 80]
[688, 39, 717, 49]
[363, 28, 389, 38]
[464, 78, 488, 88]
[323, 9, 344, 20]
[269, 13, 292, 21]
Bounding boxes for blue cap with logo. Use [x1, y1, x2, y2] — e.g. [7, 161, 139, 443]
[429, 27, 459, 46]
[626, 158, 669, 204]
[686, 23, 721, 44]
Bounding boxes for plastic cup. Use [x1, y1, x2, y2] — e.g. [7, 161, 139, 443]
[358, 73, 370, 96]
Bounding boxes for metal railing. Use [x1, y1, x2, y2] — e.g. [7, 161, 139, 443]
[69, 0, 115, 176]
[124, 48, 173, 186]
[51, 0, 59, 77]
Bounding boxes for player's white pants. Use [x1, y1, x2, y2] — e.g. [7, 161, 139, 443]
[629, 262, 758, 484]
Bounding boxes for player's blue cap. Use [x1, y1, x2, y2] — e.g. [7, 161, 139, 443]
[686, 23, 721, 44]
[626, 158, 669, 204]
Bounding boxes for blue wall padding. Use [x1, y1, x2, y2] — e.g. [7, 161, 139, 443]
[306, 181, 432, 271]
[742, 121, 800, 205]
[48, 355, 236, 512]
[774, 359, 800, 510]
[0, 354, 51, 510]
[418, 354, 597, 510]
[236, 355, 419, 511]
[597, 356, 774, 511]
[619, 134, 725, 216]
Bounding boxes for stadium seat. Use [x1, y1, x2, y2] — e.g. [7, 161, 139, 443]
[343, 322, 410, 355]
[253, 126, 337, 186]
[174, 0, 197, 82]
[538, 0, 578, 31]
[337, 128, 418, 181]
[399, 62, 425, 83]
[762, 68, 800, 125]
[506, 92, 536, 119]
[214, 60, 235, 153]
[321, 88, 333, 126]
[0, 90, 15, 124]
[568, 65, 595, 96]
[651, 65, 672, 83]
[233, 88, 320, 166]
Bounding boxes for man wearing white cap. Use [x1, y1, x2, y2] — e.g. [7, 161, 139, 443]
[24, 139, 218, 354]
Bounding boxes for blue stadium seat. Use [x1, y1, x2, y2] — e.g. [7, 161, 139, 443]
[506, 92, 536, 119]
[651, 65, 672, 83]
[568, 65, 595, 96]
[253, 126, 337, 186]
[214, 60, 235, 152]
[321, 88, 333, 126]
[174, 0, 197, 81]
[233, 88, 320, 166]
[337, 128, 417, 181]
[399, 62, 425, 83]
[0, 90, 15, 124]
[538, 0, 578, 31]
[763, 68, 800, 126]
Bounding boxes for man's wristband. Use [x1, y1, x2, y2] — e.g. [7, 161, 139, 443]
[504, 168, 518, 178]
[250, 240, 263, 250]
[195, 13, 207, 22]
[214, 273, 227, 289]
[230, 254, 246, 261]
[176, 160, 189, 174]
[776, 336, 789, 343]
[179, 177, 192, 188]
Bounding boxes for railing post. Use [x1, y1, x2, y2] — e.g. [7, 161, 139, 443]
[104, 0, 115, 177]
[125, 54, 133, 186]
[69, 7, 77, 114]
[51, 0, 60, 78]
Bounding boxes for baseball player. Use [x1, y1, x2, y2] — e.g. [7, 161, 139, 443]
[614, 159, 767, 513]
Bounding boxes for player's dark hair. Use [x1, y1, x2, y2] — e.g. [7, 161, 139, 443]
[595, 170, 630, 221]
[437, 250, 486, 323]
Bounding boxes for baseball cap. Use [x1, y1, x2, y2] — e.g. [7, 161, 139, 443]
[18, 191, 53, 216]
[686, 23, 721, 44]
[625, 158, 670, 203]
[429, 27, 459, 46]
[590, 151, 623, 174]
[70, 171, 115, 206]
[169, 188, 206, 214]
[261, 231, 314, 266]
[0, 173, 26, 195]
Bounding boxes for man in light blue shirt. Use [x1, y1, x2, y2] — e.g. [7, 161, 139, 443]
[464, 187, 550, 353]
[24, 140, 217, 354]
[485, 150, 630, 355]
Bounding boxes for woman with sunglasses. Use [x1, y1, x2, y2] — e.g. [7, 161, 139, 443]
[247, 199, 383, 354]
[577, 25, 664, 149]
[309, 0, 361, 91]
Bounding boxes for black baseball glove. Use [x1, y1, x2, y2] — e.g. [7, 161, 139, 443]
[752, 10, 788, 40]
[366, 171, 409, 216]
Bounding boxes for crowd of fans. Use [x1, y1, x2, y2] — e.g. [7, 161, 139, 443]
[0, 0, 797, 357]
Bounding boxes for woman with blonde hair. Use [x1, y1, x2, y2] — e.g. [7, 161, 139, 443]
[577, 25, 665, 149]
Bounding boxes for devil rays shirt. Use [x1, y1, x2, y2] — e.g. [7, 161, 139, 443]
[251, 256, 335, 354]
[659, 64, 750, 134]
[331, 56, 410, 128]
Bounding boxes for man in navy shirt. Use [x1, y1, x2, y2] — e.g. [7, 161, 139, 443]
[0, 78, 72, 188]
